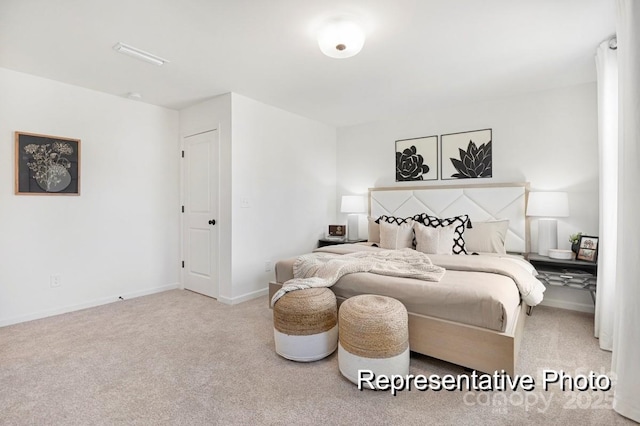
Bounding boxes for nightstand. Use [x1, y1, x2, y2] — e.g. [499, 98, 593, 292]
[526, 253, 597, 304]
[318, 238, 367, 248]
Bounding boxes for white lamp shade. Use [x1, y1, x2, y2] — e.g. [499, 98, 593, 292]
[317, 19, 365, 59]
[526, 192, 569, 217]
[341, 195, 366, 213]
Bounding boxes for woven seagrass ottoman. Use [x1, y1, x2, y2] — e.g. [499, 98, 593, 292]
[273, 288, 338, 362]
[338, 294, 409, 388]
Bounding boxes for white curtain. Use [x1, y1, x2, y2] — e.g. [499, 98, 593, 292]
[594, 40, 618, 351]
[611, 0, 640, 422]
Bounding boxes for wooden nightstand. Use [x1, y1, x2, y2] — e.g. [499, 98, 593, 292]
[318, 238, 367, 248]
[526, 253, 597, 304]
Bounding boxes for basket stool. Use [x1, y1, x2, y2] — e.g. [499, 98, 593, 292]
[273, 288, 338, 362]
[338, 294, 409, 388]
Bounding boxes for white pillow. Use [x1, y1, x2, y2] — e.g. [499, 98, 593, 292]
[367, 216, 380, 243]
[413, 222, 456, 255]
[418, 214, 471, 254]
[464, 220, 509, 254]
[379, 221, 414, 249]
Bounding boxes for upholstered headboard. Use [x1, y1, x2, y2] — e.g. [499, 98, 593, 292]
[369, 183, 529, 254]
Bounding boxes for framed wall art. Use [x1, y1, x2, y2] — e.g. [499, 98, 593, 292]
[15, 132, 81, 195]
[576, 235, 599, 263]
[441, 128, 492, 180]
[395, 135, 438, 182]
[328, 225, 346, 237]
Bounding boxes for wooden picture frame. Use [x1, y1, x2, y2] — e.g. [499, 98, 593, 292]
[576, 235, 599, 263]
[395, 135, 438, 182]
[15, 132, 81, 195]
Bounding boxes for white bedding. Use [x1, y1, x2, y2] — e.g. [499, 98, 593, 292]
[271, 248, 445, 306]
[274, 244, 545, 332]
[312, 244, 545, 307]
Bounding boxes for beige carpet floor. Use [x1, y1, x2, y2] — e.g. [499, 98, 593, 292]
[0, 289, 634, 425]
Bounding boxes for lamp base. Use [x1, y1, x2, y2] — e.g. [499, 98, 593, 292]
[537, 218, 558, 256]
[347, 214, 359, 241]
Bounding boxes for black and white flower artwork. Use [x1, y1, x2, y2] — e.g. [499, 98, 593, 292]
[15, 132, 81, 195]
[440, 129, 492, 180]
[395, 135, 438, 182]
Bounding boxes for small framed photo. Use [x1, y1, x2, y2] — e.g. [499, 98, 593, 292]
[328, 225, 346, 237]
[576, 235, 599, 263]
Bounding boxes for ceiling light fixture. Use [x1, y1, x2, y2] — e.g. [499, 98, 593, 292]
[317, 18, 365, 59]
[113, 42, 169, 66]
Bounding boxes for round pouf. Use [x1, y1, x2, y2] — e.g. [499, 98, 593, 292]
[338, 295, 409, 388]
[273, 288, 338, 362]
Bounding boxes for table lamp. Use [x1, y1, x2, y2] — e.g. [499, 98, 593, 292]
[526, 192, 569, 256]
[341, 195, 366, 241]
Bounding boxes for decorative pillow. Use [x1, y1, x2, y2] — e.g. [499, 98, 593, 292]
[379, 221, 414, 249]
[370, 215, 421, 244]
[376, 214, 422, 225]
[416, 214, 471, 254]
[367, 216, 380, 243]
[413, 222, 456, 255]
[463, 219, 509, 254]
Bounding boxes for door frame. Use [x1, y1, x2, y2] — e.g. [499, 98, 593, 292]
[180, 128, 221, 297]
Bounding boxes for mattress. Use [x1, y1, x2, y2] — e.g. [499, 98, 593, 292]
[275, 246, 530, 333]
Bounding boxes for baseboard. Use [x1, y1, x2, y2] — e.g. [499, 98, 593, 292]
[0, 283, 180, 328]
[539, 298, 595, 314]
[217, 287, 268, 305]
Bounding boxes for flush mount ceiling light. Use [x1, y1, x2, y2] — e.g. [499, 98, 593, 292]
[317, 18, 365, 59]
[113, 42, 169, 66]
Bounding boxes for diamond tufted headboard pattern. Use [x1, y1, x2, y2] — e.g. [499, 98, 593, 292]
[369, 183, 529, 254]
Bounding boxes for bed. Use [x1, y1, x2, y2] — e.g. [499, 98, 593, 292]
[269, 183, 543, 375]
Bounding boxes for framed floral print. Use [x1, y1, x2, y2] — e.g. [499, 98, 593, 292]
[15, 132, 81, 195]
[395, 135, 438, 182]
[576, 235, 599, 263]
[440, 128, 492, 180]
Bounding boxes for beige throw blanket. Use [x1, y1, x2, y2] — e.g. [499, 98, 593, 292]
[271, 248, 445, 306]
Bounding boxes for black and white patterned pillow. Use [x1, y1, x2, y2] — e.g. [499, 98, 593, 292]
[375, 214, 423, 226]
[416, 214, 472, 255]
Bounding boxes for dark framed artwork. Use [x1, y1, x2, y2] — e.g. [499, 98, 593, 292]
[441, 128, 492, 180]
[395, 135, 438, 182]
[328, 225, 346, 237]
[15, 132, 81, 195]
[576, 235, 599, 263]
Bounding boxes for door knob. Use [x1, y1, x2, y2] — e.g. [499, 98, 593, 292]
[208, 219, 216, 225]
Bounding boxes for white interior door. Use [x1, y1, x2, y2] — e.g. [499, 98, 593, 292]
[183, 130, 219, 298]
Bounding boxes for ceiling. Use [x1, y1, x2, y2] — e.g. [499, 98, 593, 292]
[0, 0, 615, 127]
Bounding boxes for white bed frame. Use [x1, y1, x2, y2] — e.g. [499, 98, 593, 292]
[270, 182, 531, 375]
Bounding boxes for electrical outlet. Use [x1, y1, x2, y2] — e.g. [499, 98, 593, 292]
[50, 274, 61, 288]
[241, 197, 251, 208]
[265, 261, 272, 272]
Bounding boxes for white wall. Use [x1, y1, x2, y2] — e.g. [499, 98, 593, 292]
[0, 68, 180, 326]
[231, 94, 337, 301]
[179, 93, 337, 304]
[336, 83, 599, 312]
